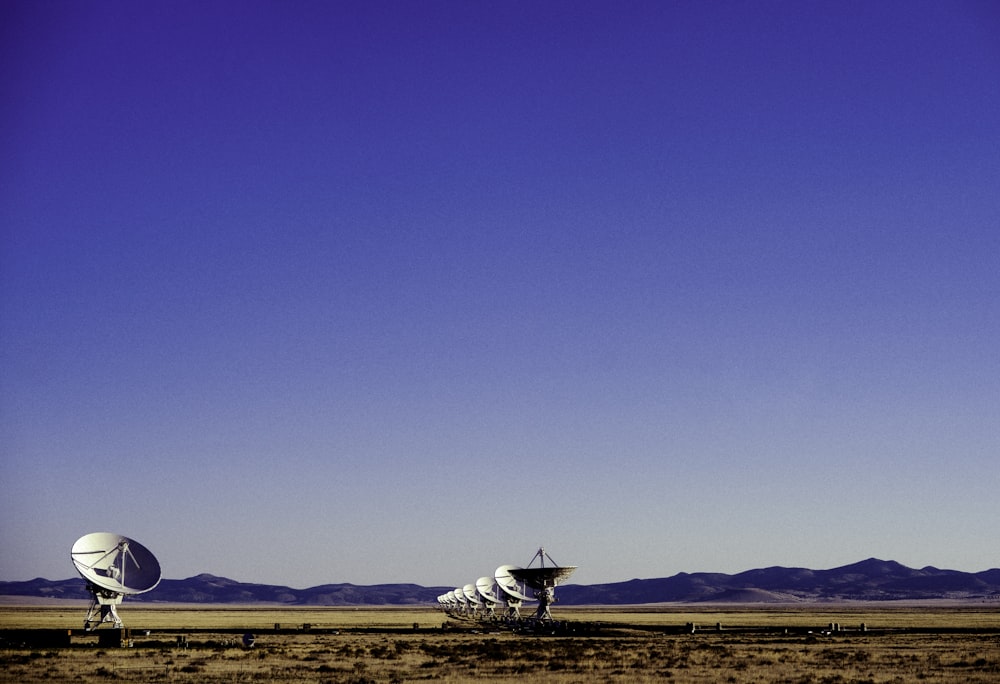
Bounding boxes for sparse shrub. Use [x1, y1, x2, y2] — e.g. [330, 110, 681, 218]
[178, 658, 207, 673]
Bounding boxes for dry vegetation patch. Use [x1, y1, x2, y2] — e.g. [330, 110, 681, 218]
[2, 604, 998, 682]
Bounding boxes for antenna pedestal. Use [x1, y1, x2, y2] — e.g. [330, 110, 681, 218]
[531, 586, 556, 621]
[503, 597, 523, 619]
[84, 583, 124, 630]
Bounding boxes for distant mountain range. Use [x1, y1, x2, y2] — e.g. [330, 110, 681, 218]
[3, 559, 998, 605]
[557, 558, 1000, 604]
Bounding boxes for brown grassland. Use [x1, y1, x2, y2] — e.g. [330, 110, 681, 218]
[2, 602, 998, 682]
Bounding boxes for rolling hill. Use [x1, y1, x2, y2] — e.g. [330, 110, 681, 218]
[3, 559, 997, 605]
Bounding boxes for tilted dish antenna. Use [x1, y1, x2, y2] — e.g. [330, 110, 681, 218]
[508, 547, 576, 621]
[494, 564, 533, 619]
[476, 576, 501, 603]
[453, 586, 468, 615]
[463, 583, 481, 614]
[71, 532, 161, 630]
[476, 576, 500, 616]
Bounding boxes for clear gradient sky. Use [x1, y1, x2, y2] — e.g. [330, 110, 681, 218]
[2, 1, 999, 589]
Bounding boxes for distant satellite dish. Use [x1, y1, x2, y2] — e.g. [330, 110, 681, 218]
[475, 576, 500, 617]
[494, 565, 532, 601]
[476, 576, 501, 603]
[508, 547, 576, 621]
[71, 533, 161, 630]
[494, 564, 533, 619]
[441, 590, 460, 614]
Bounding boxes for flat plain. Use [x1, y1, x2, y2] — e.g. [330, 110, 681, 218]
[2, 602, 998, 682]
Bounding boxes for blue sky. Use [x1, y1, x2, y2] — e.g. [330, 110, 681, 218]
[2, 1, 998, 588]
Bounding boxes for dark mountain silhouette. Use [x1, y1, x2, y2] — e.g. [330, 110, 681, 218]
[0, 573, 449, 605]
[3, 559, 997, 605]
[557, 558, 1000, 604]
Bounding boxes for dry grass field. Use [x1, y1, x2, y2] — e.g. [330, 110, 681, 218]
[2, 602, 998, 682]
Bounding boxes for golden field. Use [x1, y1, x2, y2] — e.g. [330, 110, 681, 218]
[1, 602, 998, 682]
[4, 600, 1000, 631]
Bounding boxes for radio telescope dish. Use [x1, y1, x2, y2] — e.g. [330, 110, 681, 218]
[71, 533, 161, 630]
[463, 583, 481, 609]
[72, 533, 160, 595]
[476, 576, 499, 617]
[495, 564, 533, 619]
[507, 547, 576, 621]
[494, 565, 532, 601]
[509, 566, 577, 587]
[476, 576, 501, 603]
[453, 587, 468, 615]
[438, 591, 454, 614]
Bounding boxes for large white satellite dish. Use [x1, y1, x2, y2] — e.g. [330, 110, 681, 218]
[495, 564, 533, 619]
[476, 576, 500, 617]
[463, 583, 481, 614]
[71, 533, 161, 630]
[476, 576, 501, 603]
[495, 565, 532, 601]
[508, 547, 576, 621]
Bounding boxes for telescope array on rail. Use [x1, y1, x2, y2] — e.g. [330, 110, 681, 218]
[436, 547, 576, 624]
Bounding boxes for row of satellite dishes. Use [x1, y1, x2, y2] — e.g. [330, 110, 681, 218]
[437, 547, 576, 622]
[71, 535, 576, 630]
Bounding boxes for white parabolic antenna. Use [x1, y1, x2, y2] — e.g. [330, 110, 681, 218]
[453, 587, 467, 611]
[507, 547, 576, 622]
[494, 564, 534, 619]
[71, 532, 161, 630]
[476, 576, 501, 604]
[494, 565, 532, 601]
[463, 583, 480, 606]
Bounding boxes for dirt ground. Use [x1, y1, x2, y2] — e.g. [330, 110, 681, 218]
[2, 603, 998, 682]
